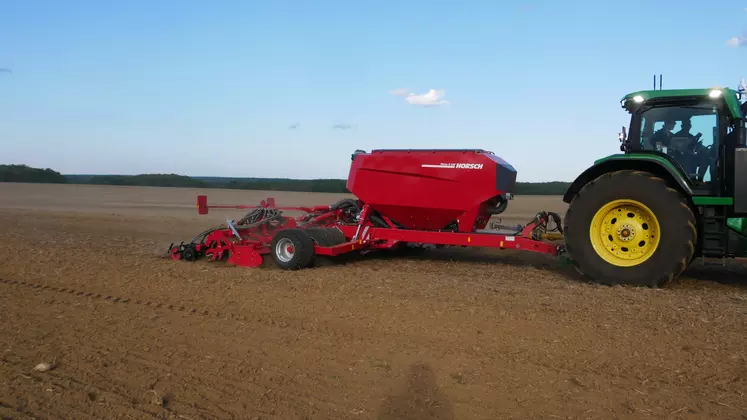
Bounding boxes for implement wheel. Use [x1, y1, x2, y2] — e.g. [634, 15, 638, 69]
[270, 228, 315, 270]
[564, 170, 696, 287]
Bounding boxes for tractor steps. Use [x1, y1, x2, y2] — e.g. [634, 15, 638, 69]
[699, 205, 730, 258]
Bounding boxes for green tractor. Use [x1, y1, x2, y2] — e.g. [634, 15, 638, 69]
[563, 85, 747, 287]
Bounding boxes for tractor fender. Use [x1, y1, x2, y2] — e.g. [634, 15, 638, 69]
[563, 155, 693, 204]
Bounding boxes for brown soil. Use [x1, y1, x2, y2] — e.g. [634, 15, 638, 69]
[1, 183, 746, 419]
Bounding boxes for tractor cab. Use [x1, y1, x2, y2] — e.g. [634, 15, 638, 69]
[619, 87, 745, 196]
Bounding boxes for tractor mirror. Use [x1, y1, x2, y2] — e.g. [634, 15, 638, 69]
[618, 126, 627, 142]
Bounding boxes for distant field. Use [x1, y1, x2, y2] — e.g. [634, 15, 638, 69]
[1, 182, 746, 419]
[0, 182, 568, 223]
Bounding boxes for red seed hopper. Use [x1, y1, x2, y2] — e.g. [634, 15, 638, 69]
[347, 149, 518, 232]
[168, 149, 564, 269]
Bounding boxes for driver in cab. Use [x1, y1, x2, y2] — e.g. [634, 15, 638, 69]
[673, 117, 709, 180]
[651, 119, 676, 149]
[673, 118, 702, 144]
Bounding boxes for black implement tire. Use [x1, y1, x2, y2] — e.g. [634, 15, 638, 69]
[564, 170, 696, 287]
[182, 246, 197, 262]
[303, 227, 347, 247]
[270, 228, 316, 270]
[303, 227, 349, 267]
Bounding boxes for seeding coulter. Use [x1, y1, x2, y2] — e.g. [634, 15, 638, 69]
[168, 149, 565, 271]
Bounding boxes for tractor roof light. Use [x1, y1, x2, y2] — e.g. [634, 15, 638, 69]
[709, 89, 722, 98]
[633, 95, 644, 103]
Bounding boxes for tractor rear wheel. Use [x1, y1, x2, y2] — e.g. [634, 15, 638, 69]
[270, 228, 316, 270]
[564, 170, 696, 287]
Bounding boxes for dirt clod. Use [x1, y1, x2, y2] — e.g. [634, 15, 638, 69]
[33, 361, 55, 372]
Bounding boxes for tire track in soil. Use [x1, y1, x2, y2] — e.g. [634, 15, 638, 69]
[3, 276, 741, 417]
[2, 276, 732, 420]
[0, 277, 713, 388]
[4, 274, 602, 419]
[0, 277, 231, 319]
[0, 273, 509, 362]
[0, 277, 381, 419]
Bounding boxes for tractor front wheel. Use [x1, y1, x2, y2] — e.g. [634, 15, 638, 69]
[270, 229, 316, 270]
[564, 170, 696, 287]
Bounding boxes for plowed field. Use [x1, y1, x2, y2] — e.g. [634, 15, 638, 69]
[1, 183, 746, 419]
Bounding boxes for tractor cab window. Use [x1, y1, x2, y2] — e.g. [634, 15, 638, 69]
[637, 103, 720, 183]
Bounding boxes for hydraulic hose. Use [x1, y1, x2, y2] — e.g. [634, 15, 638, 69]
[188, 227, 219, 245]
[529, 211, 564, 241]
[237, 207, 284, 227]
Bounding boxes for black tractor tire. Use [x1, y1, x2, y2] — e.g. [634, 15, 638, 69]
[564, 170, 696, 287]
[270, 228, 316, 270]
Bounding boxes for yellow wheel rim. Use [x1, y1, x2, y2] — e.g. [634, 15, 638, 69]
[589, 199, 661, 267]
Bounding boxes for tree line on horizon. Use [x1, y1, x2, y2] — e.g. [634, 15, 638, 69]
[1, 164, 572, 195]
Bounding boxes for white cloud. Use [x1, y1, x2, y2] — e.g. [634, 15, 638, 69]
[728, 36, 746, 47]
[390, 88, 450, 106]
[405, 89, 449, 106]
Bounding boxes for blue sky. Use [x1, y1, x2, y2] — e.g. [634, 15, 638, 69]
[2, 0, 747, 182]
